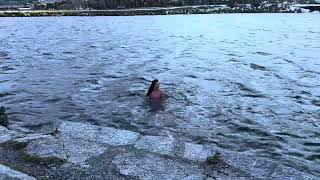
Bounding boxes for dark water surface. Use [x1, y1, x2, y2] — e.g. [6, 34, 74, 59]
[0, 14, 320, 176]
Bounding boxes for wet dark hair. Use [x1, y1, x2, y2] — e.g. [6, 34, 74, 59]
[147, 79, 158, 97]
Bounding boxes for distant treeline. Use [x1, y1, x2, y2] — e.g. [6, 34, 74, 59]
[1, 0, 319, 9]
[36, 0, 319, 10]
[42, 0, 235, 10]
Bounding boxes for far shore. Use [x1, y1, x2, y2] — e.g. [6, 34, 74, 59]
[0, 6, 299, 17]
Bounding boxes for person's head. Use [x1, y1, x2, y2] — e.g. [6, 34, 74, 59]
[154, 81, 160, 90]
[147, 79, 159, 96]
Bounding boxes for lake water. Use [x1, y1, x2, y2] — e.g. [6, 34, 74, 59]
[0, 14, 320, 176]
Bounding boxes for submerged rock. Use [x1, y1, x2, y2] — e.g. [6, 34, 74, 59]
[0, 106, 8, 127]
[0, 164, 36, 180]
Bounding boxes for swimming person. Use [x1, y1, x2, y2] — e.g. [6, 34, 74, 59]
[146, 79, 165, 101]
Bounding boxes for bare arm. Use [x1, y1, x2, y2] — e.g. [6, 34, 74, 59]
[160, 91, 167, 101]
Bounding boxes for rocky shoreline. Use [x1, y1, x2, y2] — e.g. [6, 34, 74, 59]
[0, 6, 297, 17]
[0, 121, 317, 179]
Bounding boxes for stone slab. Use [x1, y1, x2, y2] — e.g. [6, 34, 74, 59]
[112, 151, 206, 180]
[182, 142, 216, 162]
[0, 126, 23, 143]
[58, 121, 140, 146]
[134, 135, 175, 156]
[0, 164, 36, 180]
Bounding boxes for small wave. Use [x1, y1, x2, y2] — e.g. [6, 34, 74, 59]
[72, 66, 83, 70]
[42, 52, 53, 56]
[223, 93, 237, 97]
[234, 82, 266, 98]
[250, 63, 268, 71]
[308, 30, 319, 34]
[204, 78, 217, 81]
[0, 92, 14, 98]
[86, 79, 99, 85]
[227, 53, 243, 57]
[290, 95, 303, 100]
[115, 90, 145, 99]
[301, 91, 311, 95]
[242, 94, 266, 98]
[43, 97, 64, 103]
[186, 74, 197, 79]
[0, 51, 8, 58]
[275, 132, 304, 139]
[311, 100, 320, 107]
[227, 58, 239, 62]
[62, 51, 74, 54]
[135, 76, 151, 82]
[254, 51, 272, 56]
[306, 154, 320, 161]
[287, 151, 305, 158]
[296, 83, 320, 88]
[303, 142, 320, 147]
[236, 126, 270, 137]
[305, 70, 320, 75]
[235, 83, 255, 93]
[1, 66, 15, 71]
[103, 75, 124, 79]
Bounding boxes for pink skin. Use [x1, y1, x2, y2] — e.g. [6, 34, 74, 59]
[150, 82, 164, 100]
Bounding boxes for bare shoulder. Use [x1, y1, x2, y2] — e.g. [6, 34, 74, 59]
[160, 90, 167, 98]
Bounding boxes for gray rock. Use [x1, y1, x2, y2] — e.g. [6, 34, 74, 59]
[182, 142, 216, 162]
[62, 138, 109, 166]
[221, 151, 317, 179]
[0, 126, 23, 143]
[24, 133, 108, 167]
[22, 122, 140, 167]
[134, 135, 175, 156]
[112, 151, 206, 180]
[221, 151, 281, 179]
[0, 164, 36, 180]
[8, 121, 316, 179]
[25, 135, 67, 160]
[0, 106, 8, 127]
[15, 133, 52, 143]
[58, 121, 140, 146]
[270, 164, 317, 180]
[57, 121, 140, 166]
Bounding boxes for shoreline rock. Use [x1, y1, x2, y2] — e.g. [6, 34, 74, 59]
[0, 126, 23, 143]
[0, 164, 36, 180]
[0, 106, 8, 128]
[0, 121, 317, 179]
